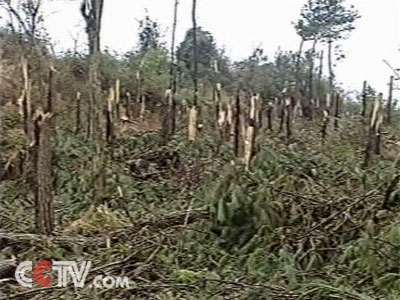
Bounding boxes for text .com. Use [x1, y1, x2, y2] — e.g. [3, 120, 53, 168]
[15, 261, 130, 289]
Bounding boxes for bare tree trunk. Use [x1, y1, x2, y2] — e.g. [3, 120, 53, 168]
[327, 39, 334, 93]
[334, 93, 340, 131]
[34, 111, 54, 235]
[81, 0, 105, 206]
[140, 95, 146, 121]
[21, 57, 34, 141]
[266, 101, 273, 131]
[387, 76, 394, 123]
[75, 91, 81, 133]
[361, 81, 367, 117]
[285, 98, 294, 140]
[124, 92, 131, 120]
[188, 0, 198, 142]
[278, 98, 285, 133]
[106, 87, 115, 143]
[364, 94, 383, 167]
[244, 95, 258, 171]
[115, 79, 120, 120]
[234, 90, 241, 156]
[317, 50, 324, 101]
[321, 110, 329, 143]
[295, 38, 304, 87]
[308, 39, 317, 102]
[164, 0, 179, 139]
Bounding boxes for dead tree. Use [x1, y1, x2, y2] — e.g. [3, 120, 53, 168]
[33, 110, 54, 235]
[124, 91, 131, 120]
[334, 93, 340, 131]
[317, 50, 324, 101]
[115, 79, 120, 120]
[387, 76, 394, 123]
[266, 101, 273, 131]
[234, 90, 241, 156]
[188, 0, 198, 142]
[81, 0, 104, 139]
[163, 0, 179, 140]
[0, 0, 44, 45]
[106, 87, 115, 143]
[244, 95, 258, 171]
[364, 93, 384, 167]
[285, 98, 295, 140]
[321, 109, 330, 142]
[361, 81, 367, 117]
[75, 91, 82, 133]
[81, 0, 105, 205]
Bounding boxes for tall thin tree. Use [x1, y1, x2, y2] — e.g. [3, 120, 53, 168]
[188, 0, 198, 141]
[81, 0, 105, 205]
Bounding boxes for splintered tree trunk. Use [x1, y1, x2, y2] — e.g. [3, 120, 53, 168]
[285, 98, 294, 140]
[106, 87, 115, 143]
[278, 98, 285, 133]
[266, 101, 273, 131]
[21, 57, 33, 142]
[328, 39, 334, 93]
[321, 109, 330, 143]
[295, 38, 304, 91]
[136, 70, 141, 107]
[234, 90, 241, 156]
[125, 92, 131, 120]
[364, 94, 384, 167]
[34, 111, 54, 235]
[115, 79, 120, 120]
[163, 0, 179, 140]
[334, 93, 341, 131]
[374, 94, 384, 155]
[140, 95, 146, 121]
[82, 0, 105, 205]
[226, 97, 234, 142]
[76, 91, 82, 133]
[215, 83, 222, 131]
[188, 0, 198, 142]
[244, 95, 258, 171]
[308, 39, 317, 103]
[361, 81, 367, 117]
[387, 76, 394, 123]
[47, 66, 55, 114]
[317, 50, 324, 101]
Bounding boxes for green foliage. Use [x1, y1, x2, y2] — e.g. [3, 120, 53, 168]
[137, 14, 163, 54]
[296, 0, 361, 42]
[177, 27, 221, 85]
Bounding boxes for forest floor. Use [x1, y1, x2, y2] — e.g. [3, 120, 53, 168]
[0, 112, 399, 300]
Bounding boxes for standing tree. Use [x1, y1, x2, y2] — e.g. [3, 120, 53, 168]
[177, 27, 219, 86]
[296, 0, 360, 94]
[387, 76, 394, 123]
[137, 14, 163, 54]
[188, 0, 198, 141]
[0, 0, 44, 44]
[163, 0, 179, 140]
[81, 0, 105, 205]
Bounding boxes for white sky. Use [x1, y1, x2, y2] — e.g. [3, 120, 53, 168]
[32, 0, 400, 98]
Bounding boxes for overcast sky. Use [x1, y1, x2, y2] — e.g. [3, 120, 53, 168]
[40, 0, 400, 98]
